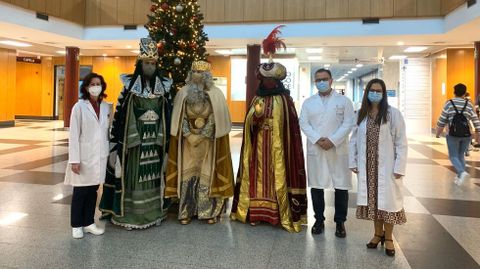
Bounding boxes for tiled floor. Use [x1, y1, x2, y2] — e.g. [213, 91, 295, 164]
[0, 120, 480, 269]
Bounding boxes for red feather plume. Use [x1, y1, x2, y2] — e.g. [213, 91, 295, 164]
[262, 25, 287, 57]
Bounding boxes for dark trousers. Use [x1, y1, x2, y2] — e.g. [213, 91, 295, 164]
[71, 185, 99, 228]
[311, 188, 348, 224]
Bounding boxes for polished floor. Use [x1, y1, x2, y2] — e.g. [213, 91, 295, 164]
[0, 120, 479, 269]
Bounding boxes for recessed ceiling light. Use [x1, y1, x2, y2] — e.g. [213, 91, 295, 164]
[102, 53, 108, 57]
[397, 41, 405, 46]
[305, 48, 323, 54]
[56, 50, 66, 54]
[356, 64, 363, 68]
[126, 45, 132, 49]
[278, 48, 296, 54]
[0, 40, 32, 47]
[404, 46, 428, 53]
[324, 64, 331, 68]
[348, 71, 353, 74]
[230, 48, 247, 54]
[351, 68, 357, 71]
[389, 55, 408, 60]
[115, 56, 120, 59]
[215, 49, 233, 55]
[307, 56, 323, 61]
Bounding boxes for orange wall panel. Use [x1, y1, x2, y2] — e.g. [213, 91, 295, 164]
[41, 58, 54, 116]
[5, 50, 16, 121]
[446, 49, 475, 99]
[15, 61, 43, 116]
[230, 101, 247, 123]
[91, 56, 137, 104]
[431, 48, 475, 128]
[0, 49, 16, 123]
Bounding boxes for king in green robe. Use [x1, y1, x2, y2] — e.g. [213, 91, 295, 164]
[99, 38, 173, 229]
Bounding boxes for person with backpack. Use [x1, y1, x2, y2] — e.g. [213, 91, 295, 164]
[436, 83, 480, 185]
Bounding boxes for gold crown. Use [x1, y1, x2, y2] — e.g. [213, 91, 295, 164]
[138, 38, 159, 60]
[191, 61, 211, 72]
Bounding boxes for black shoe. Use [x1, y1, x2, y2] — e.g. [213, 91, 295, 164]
[335, 222, 346, 238]
[385, 239, 396, 257]
[311, 221, 324, 235]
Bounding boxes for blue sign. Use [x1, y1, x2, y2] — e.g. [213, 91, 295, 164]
[387, 89, 396, 97]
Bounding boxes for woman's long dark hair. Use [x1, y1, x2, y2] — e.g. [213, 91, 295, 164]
[357, 78, 389, 126]
[80, 72, 107, 101]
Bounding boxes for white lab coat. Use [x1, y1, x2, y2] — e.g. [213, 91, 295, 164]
[64, 99, 112, 187]
[349, 106, 408, 212]
[299, 91, 355, 190]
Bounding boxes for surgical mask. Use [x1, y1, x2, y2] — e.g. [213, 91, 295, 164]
[316, 81, 330, 93]
[368, 91, 383, 103]
[88, 85, 102, 97]
[191, 72, 203, 83]
[142, 62, 157, 77]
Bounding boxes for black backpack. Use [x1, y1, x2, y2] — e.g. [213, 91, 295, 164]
[448, 100, 471, 137]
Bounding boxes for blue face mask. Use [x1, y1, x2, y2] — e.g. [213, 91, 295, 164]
[316, 81, 330, 93]
[368, 91, 383, 103]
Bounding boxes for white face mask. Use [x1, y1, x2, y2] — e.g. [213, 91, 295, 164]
[191, 72, 203, 83]
[88, 85, 102, 97]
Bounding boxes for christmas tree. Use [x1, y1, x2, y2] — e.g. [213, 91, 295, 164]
[146, 0, 209, 91]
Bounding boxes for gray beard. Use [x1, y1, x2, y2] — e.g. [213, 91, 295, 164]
[185, 84, 208, 105]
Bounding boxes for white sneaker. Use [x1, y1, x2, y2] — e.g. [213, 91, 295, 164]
[454, 176, 459, 185]
[72, 227, 84, 239]
[456, 172, 470, 186]
[84, 223, 105, 236]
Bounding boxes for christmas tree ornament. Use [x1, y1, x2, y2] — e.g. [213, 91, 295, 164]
[150, 4, 158, 12]
[175, 4, 184, 12]
[161, 2, 169, 10]
[174, 57, 182, 65]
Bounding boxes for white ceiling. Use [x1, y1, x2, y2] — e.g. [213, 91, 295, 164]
[0, 1, 478, 60]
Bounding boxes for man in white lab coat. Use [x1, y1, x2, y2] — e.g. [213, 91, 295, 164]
[299, 68, 355, 238]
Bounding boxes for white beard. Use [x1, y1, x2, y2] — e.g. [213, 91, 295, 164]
[186, 83, 207, 105]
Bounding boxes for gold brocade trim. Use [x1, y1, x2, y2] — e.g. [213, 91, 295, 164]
[250, 200, 278, 210]
[216, 155, 227, 163]
[210, 183, 233, 193]
[233, 98, 257, 223]
[271, 95, 295, 233]
[216, 173, 229, 183]
[288, 188, 307, 195]
[166, 171, 178, 181]
[256, 128, 264, 197]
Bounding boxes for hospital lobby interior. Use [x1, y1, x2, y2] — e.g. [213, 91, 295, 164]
[1, 0, 480, 269]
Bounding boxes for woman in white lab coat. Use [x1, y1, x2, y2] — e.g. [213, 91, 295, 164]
[349, 78, 408, 257]
[64, 73, 111, 239]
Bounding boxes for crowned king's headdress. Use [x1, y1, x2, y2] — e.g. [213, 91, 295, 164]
[191, 60, 211, 72]
[138, 37, 159, 61]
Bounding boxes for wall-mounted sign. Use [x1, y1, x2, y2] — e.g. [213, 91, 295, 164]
[17, 57, 41, 64]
